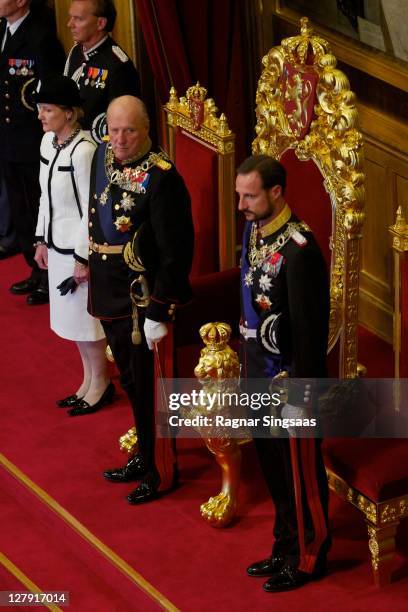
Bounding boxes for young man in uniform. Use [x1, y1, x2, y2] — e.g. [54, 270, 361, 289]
[237, 155, 331, 592]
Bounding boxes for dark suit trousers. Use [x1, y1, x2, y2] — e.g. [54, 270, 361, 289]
[101, 316, 156, 474]
[0, 165, 18, 249]
[2, 160, 47, 284]
[242, 339, 330, 571]
[254, 436, 330, 570]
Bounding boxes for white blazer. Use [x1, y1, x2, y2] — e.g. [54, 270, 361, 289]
[35, 130, 96, 260]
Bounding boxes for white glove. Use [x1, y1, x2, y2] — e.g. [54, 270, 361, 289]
[144, 318, 168, 350]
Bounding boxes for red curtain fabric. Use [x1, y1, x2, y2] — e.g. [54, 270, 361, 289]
[134, 0, 249, 163]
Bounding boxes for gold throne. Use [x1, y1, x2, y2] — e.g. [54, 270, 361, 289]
[163, 82, 236, 273]
[253, 17, 364, 376]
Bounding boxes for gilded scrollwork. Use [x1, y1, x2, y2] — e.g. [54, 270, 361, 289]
[367, 526, 380, 570]
[164, 84, 234, 156]
[253, 17, 365, 369]
[380, 497, 408, 524]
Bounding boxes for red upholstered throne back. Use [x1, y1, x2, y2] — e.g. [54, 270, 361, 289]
[281, 150, 332, 268]
[175, 130, 219, 277]
[163, 84, 236, 278]
[280, 151, 341, 375]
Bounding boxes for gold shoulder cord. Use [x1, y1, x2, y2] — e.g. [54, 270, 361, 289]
[21, 78, 36, 111]
[123, 230, 145, 272]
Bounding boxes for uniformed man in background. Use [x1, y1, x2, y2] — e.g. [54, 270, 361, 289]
[73, 95, 194, 503]
[64, 0, 141, 143]
[0, 0, 65, 304]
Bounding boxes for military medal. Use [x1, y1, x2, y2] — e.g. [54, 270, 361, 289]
[99, 187, 109, 205]
[89, 67, 96, 87]
[95, 68, 103, 88]
[262, 252, 284, 277]
[120, 192, 134, 211]
[99, 69, 108, 89]
[21, 60, 29, 76]
[15, 59, 22, 75]
[114, 215, 132, 233]
[244, 270, 254, 287]
[256, 294, 272, 310]
[8, 59, 15, 75]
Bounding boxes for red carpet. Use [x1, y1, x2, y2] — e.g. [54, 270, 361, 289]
[0, 254, 407, 611]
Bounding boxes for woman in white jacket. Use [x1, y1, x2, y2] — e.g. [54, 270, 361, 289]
[34, 76, 114, 415]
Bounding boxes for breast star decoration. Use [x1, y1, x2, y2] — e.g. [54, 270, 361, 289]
[244, 270, 254, 287]
[114, 215, 132, 233]
[259, 274, 272, 292]
[256, 294, 272, 310]
[99, 189, 109, 205]
[120, 192, 134, 211]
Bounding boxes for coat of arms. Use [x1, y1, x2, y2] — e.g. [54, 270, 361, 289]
[187, 82, 207, 130]
[282, 63, 317, 139]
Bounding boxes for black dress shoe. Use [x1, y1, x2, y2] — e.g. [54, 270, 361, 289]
[263, 564, 326, 592]
[56, 394, 83, 408]
[26, 288, 49, 305]
[10, 277, 39, 295]
[103, 455, 148, 482]
[247, 556, 285, 577]
[127, 473, 161, 505]
[68, 382, 115, 416]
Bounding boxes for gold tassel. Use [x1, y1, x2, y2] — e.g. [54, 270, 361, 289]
[131, 291, 142, 345]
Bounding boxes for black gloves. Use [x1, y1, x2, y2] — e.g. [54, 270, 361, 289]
[57, 276, 78, 296]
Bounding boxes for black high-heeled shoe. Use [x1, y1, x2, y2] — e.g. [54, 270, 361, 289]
[67, 382, 115, 417]
[56, 394, 83, 408]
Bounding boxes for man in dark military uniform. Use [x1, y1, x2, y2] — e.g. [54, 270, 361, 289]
[73, 95, 194, 504]
[64, 0, 140, 143]
[236, 155, 331, 592]
[0, 0, 65, 303]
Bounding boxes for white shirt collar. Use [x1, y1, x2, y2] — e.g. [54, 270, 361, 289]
[7, 10, 30, 35]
